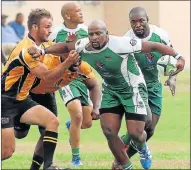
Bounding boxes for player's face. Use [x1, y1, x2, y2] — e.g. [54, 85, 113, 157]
[17, 15, 24, 24]
[37, 17, 52, 42]
[88, 26, 108, 49]
[69, 4, 84, 24]
[129, 13, 148, 37]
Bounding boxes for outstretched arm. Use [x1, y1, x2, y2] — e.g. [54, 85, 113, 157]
[141, 41, 185, 76]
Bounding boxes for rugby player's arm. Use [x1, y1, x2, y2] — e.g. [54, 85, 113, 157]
[141, 41, 185, 75]
[44, 41, 76, 56]
[30, 51, 79, 83]
[84, 77, 101, 111]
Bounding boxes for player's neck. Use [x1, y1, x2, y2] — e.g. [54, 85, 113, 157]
[64, 21, 78, 29]
[28, 33, 42, 46]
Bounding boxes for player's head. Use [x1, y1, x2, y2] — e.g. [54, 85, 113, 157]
[61, 2, 84, 25]
[28, 9, 53, 43]
[88, 20, 109, 50]
[129, 7, 149, 38]
[16, 13, 24, 24]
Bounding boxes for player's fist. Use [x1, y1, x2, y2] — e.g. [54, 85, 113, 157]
[28, 46, 42, 58]
[65, 50, 80, 66]
[170, 57, 185, 76]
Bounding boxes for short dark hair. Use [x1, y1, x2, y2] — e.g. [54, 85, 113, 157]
[16, 13, 23, 19]
[27, 8, 52, 30]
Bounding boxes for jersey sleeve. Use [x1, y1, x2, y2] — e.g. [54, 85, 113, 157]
[55, 30, 67, 43]
[79, 61, 95, 80]
[110, 36, 142, 54]
[157, 27, 173, 47]
[19, 48, 41, 70]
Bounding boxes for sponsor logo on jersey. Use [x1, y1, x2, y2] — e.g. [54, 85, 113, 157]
[130, 39, 137, 46]
[146, 53, 154, 65]
[1, 117, 9, 124]
[105, 56, 111, 60]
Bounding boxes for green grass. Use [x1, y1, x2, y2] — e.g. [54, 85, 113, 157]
[2, 70, 190, 169]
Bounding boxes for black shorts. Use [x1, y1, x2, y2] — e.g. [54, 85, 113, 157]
[99, 104, 147, 122]
[14, 92, 58, 133]
[1, 95, 38, 129]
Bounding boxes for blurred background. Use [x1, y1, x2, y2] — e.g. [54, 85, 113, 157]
[2, 1, 190, 68]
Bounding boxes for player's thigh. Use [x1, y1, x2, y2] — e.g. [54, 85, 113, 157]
[82, 105, 93, 127]
[2, 127, 15, 159]
[121, 87, 148, 134]
[19, 98, 58, 127]
[59, 84, 81, 106]
[30, 92, 58, 134]
[100, 105, 124, 136]
[67, 98, 83, 120]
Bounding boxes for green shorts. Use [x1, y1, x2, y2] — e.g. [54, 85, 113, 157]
[147, 82, 162, 116]
[100, 84, 148, 120]
[59, 80, 92, 106]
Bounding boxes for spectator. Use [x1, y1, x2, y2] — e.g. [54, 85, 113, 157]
[8, 13, 25, 39]
[2, 14, 20, 43]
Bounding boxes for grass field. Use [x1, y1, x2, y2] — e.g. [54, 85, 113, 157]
[2, 70, 190, 169]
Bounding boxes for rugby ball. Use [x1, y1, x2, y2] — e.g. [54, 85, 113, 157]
[157, 55, 177, 76]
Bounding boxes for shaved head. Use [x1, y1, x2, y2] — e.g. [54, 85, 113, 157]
[88, 20, 108, 50]
[61, 2, 83, 25]
[129, 7, 148, 18]
[88, 20, 107, 32]
[129, 7, 150, 38]
[61, 2, 79, 18]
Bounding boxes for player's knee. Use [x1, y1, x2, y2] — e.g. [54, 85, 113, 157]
[14, 130, 28, 139]
[73, 114, 83, 126]
[101, 126, 117, 140]
[2, 147, 15, 160]
[128, 128, 145, 141]
[146, 127, 155, 139]
[46, 116, 60, 129]
[81, 120, 92, 129]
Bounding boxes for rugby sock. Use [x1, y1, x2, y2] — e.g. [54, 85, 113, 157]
[121, 133, 131, 145]
[30, 154, 43, 170]
[72, 148, 80, 159]
[122, 161, 133, 169]
[43, 131, 58, 169]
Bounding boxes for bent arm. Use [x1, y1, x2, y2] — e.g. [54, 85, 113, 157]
[84, 78, 101, 110]
[141, 41, 177, 56]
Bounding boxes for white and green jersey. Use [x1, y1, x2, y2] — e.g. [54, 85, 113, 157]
[55, 24, 88, 43]
[76, 35, 146, 94]
[124, 24, 172, 84]
[55, 24, 88, 83]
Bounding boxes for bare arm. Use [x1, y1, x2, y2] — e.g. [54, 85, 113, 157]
[84, 77, 101, 120]
[141, 41, 177, 56]
[141, 41, 185, 76]
[31, 50, 80, 83]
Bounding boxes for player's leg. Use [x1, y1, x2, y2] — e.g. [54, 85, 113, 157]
[81, 105, 93, 129]
[80, 89, 93, 129]
[124, 87, 152, 169]
[19, 97, 68, 170]
[2, 128, 15, 160]
[30, 92, 58, 170]
[100, 90, 133, 170]
[59, 85, 83, 166]
[1, 95, 18, 160]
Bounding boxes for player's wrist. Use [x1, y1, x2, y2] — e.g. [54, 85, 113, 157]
[173, 53, 182, 60]
[40, 48, 48, 56]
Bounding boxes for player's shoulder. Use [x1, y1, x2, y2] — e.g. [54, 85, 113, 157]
[108, 35, 139, 53]
[75, 37, 89, 52]
[124, 28, 135, 37]
[78, 24, 88, 32]
[150, 24, 169, 38]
